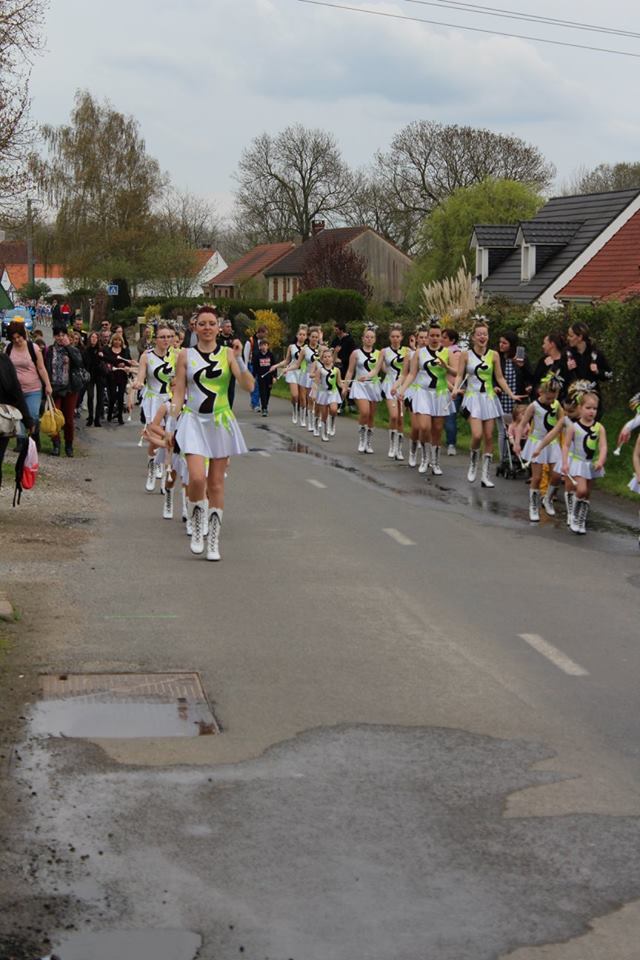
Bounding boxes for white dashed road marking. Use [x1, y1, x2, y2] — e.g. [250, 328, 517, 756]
[518, 633, 589, 677]
[383, 528, 416, 546]
[306, 479, 327, 489]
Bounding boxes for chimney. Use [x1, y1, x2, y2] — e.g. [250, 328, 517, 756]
[311, 220, 325, 237]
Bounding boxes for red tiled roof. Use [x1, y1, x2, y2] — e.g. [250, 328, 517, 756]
[2, 263, 67, 289]
[558, 207, 640, 299]
[206, 243, 295, 287]
[263, 227, 368, 276]
[603, 282, 640, 302]
[0, 241, 28, 263]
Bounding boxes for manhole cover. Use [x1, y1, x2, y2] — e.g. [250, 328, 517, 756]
[31, 672, 220, 738]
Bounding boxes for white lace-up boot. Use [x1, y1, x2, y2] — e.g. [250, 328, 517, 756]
[467, 449, 479, 483]
[357, 425, 367, 453]
[163, 486, 174, 520]
[181, 488, 188, 523]
[395, 434, 405, 461]
[189, 500, 207, 555]
[529, 489, 540, 522]
[431, 446, 442, 476]
[388, 430, 396, 459]
[313, 416, 320, 437]
[206, 508, 223, 561]
[418, 441, 431, 474]
[145, 457, 156, 492]
[365, 427, 374, 454]
[564, 490, 575, 527]
[408, 440, 418, 467]
[328, 415, 336, 436]
[541, 485, 557, 516]
[299, 406, 306, 427]
[320, 420, 329, 442]
[480, 454, 495, 488]
[292, 404, 298, 424]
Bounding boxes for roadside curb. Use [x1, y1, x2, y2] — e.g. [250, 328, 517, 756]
[0, 592, 14, 621]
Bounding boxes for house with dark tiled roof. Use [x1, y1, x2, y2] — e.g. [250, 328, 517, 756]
[203, 242, 295, 300]
[263, 223, 413, 303]
[470, 188, 640, 307]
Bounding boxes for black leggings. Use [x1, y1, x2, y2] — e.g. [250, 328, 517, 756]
[108, 375, 127, 420]
[258, 378, 272, 411]
[87, 377, 106, 423]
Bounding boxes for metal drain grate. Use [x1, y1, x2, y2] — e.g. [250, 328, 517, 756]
[33, 672, 220, 738]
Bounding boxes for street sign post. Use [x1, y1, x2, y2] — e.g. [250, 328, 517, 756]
[107, 284, 119, 296]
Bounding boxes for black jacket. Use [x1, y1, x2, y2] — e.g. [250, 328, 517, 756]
[0, 353, 34, 429]
[566, 345, 612, 392]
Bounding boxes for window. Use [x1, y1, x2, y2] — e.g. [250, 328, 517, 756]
[273, 278, 279, 301]
[521, 244, 536, 282]
[475, 246, 489, 281]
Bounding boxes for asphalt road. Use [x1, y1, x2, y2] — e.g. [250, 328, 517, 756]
[3, 397, 640, 960]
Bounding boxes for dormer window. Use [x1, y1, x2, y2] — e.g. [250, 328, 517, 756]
[475, 246, 489, 281]
[521, 243, 536, 282]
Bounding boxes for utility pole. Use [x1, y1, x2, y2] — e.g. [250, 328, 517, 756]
[26, 197, 35, 286]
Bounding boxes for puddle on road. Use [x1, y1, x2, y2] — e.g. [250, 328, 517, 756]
[29, 699, 217, 738]
[30, 673, 219, 739]
[45, 928, 202, 960]
[259, 425, 637, 539]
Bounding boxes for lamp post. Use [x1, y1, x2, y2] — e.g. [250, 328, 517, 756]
[26, 197, 35, 286]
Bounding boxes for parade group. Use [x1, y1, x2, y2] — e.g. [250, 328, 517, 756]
[2, 306, 640, 559]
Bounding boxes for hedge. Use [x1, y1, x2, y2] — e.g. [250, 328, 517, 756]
[287, 288, 366, 332]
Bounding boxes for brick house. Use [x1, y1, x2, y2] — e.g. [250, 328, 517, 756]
[203, 243, 295, 300]
[263, 223, 413, 304]
[0, 240, 67, 297]
[470, 188, 640, 307]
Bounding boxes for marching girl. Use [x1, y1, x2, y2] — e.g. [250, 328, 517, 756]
[560, 388, 607, 535]
[630, 433, 640, 548]
[133, 323, 176, 493]
[364, 323, 409, 460]
[142, 393, 188, 523]
[168, 306, 254, 561]
[273, 325, 307, 423]
[288, 326, 321, 429]
[404, 330, 422, 467]
[313, 347, 344, 440]
[451, 318, 520, 487]
[396, 322, 455, 476]
[616, 393, 640, 449]
[513, 373, 564, 522]
[343, 325, 382, 454]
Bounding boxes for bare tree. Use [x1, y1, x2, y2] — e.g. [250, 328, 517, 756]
[344, 167, 416, 254]
[158, 188, 220, 248]
[233, 124, 356, 243]
[0, 0, 48, 210]
[300, 237, 372, 299]
[559, 162, 640, 196]
[31, 90, 167, 283]
[375, 121, 554, 254]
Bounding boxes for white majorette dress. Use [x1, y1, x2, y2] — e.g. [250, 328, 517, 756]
[349, 349, 382, 401]
[142, 351, 175, 423]
[285, 342, 302, 385]
[299, 344, 316, 389]
[316, 365, 341, 406]
[462, 349, 503, 420]
[567, 420, 605, 479]
[381, 346, 408, 399]
[175, 345, 248, 459]
[412, 346, 454, 417]
[522, 399, 563, 466]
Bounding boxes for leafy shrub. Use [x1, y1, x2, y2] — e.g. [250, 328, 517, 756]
[248, 309, 286, 353]
[288, 288, 366, 333]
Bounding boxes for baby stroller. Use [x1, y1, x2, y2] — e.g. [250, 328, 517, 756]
[495, 414, 528, 480]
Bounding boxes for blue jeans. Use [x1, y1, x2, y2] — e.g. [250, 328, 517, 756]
[24, 389, 42, 447]
[445, 394, 462, 446]
[249, 364, 260, 409]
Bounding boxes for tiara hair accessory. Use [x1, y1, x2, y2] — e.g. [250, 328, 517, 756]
[540, 372, 564, 392]
[629, 392, 640, 412]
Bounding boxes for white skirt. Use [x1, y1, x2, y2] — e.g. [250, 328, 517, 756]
[628, 476, 640, 494]
[350, 381, 382, 402]
[300, 371, 313, 389]
[567, 454, 604, 479]
[175, 410, 247, 460]
[285, 370, 300, 385]
[412, 388, 454, 417]
[316, 389, 341, 406]
[522, 437, 562, 466]
[142, 393, 167, 424]
[382, 376, 401, 400]
[462, 392, 503, 421]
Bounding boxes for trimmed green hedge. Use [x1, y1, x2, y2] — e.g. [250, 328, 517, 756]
[287, 288, 366, 331]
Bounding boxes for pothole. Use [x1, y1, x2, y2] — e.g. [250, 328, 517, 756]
[29, 673, 220, 739]
[44, 928, 202, 960]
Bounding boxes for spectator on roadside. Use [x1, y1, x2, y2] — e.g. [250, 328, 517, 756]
[531, 331, 569, 397]
[256, 338, 275, 417]
[0, 351, 34, 480]
[566, 321, 612, 395]
[182, 315, 198, 348]
[114, 324, 130, 349]
[496, 330, 533, 457]
[243, 324, 268, 411]
[104, 333, 136, 424]
[72, 314, 87, 344]
[45, 327, 84, 456]
[137, 323, 155, 358]
[331, 320, 356, 412]
[31, 328, 47, 352]
[219, 317, 241, 409]
[5, 321, 52, 451]
[83, 331, 108, 427]
[51, 299, 61, 327]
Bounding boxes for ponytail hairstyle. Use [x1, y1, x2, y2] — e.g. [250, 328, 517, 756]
[568, 321, 592, 351]
[567, 378, 595, 407]
[628, 391, 640, 412]
[539, 371, 564, 395]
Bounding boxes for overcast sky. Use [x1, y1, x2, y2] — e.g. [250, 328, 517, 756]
[29, 0, 640, 219]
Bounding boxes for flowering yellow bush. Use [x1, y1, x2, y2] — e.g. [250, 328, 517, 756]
[249, 309, 285, 352]
[144, 303, 163, 321]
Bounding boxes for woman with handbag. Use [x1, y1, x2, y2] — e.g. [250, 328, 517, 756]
[0, 352, 34, 480]
[45, 326, 85, 456]
[4, 321, 52, 451]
